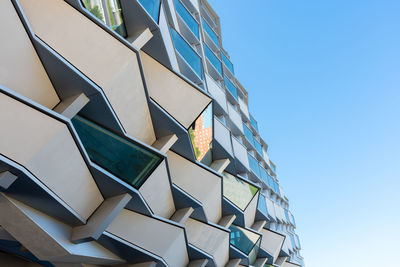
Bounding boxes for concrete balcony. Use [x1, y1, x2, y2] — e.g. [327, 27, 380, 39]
[227, 103, 244, 135]
[238, 97, 250, 120]
[184, 218, 230, 266]
[0, 91, 103, 221]
[105, 209, 189, 266]
[222, 172, 259, 228]
[259, 228, 285, 265]
[214, 117, 233, 157]
[205, 75, 228, 115]
[19, 0, 156, 145]
[232, 137, 250, 173]
[166, 151, 222, 224]
[140, 51, 211, 129]
[0, 0, 59, 110]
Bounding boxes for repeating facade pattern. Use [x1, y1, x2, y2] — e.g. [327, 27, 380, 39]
[0, 0, 304, 266]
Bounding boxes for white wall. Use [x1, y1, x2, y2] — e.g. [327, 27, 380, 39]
[0, 0, 59, 109]
[0, 93, 103, 220]
[19, 0, 156, 144]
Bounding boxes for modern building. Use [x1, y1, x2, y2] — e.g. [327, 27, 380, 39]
[0, 0, 304, 266]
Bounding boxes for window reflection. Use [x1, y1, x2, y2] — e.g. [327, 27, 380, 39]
[170, 27, 203, 78]
[189, 103, 213, 165]
[72, 115, 162, 189]
[138, 0, 161, 22]
[82, 0, 127, 37]
[229, 224, 261, 264]
[223, 172, 258, 211]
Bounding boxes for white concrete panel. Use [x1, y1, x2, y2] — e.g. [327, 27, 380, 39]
[231, 137, 249, 170]
[107, 210, 189, 267]
[0, 0, 59, 109]
[265, 197, 276, 220]
[0, 93, 103, 220]
[19, 0, 155, 144]
[166, 151, 222, 223]
[185, 218, 229, 267]
[140, 51, 211, 128]
[238, 97, 249, 119]
[260, 228, 285, 262]
[0, 194, 123, 264]
[263, 149, 270, 164]
[282, 262, 301, 267]
[227, 103, 243, 133]
[214, 117, 233, 156]
[205, 74, 227, 112]
[139, 161, 176, 218]
[243, 192, 259, 227]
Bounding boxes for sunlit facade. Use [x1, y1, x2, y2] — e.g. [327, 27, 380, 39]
[0, 0, 303, 266]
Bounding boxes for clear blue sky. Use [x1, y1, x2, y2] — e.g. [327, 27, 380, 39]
[207, 0, 400, 266]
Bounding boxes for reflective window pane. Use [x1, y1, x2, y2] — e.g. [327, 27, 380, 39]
[248, 153, 260, 177]
[253, 139, 263, 156]
[82, 0, 127, 37]
[223, 172, 258, 211]
[221, 51, 234, 74]
[174, 0, 199, 38]
[202, 18, 219, 47]
[257, 194, 269, 217]
[229, 224, 261, 263]
[189, 104, 213, 165]
[170, 27, 203, 78]
[250, 115, 258, 131]
[243, 124, 254, 145]
[204, 43, 222, 75]
[224, 75, 238, 100]
[138, 0, 161, 22]
[72, 115, 162, 189]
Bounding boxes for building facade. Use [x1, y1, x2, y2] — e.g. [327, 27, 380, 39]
[0, 0, 304, 266]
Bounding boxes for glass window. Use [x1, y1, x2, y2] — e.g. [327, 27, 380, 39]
[224, 75, 238, 100]
[72, 115, 162, 189]
[204, 43, 222, 75]
[202, 18, 219, 47]
[82, 0, 127, 37]
[248, 153, 260, 177]
[259, 166, 270, 187]
[253, 139, 263, 157]
[188, 103, 213, 166]
[250, 115, 258, 132]
[170, 27, 203, 78]
[221, 51, 234, 74]
[223, 172, 258, 211]
[138, 0, 161, 22]
[174, 0, 199, 39]
[229, 224, 261, 265]
[243, 124, 254, 145]
[257, 194, 269, 217]
[284, 209, 291, 222]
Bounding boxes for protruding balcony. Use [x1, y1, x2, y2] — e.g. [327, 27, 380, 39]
[72, 115, 176, 218]
[221, 50, 235, 77]
[72, 115, 162, 189]
[201, 18, 219, 53]
[214, 117, 234, 158]
[20, 0, 157, 144]
[206, 75, 228, 115]
[231, 137, 250, 173]
[227, 103, 243, 135]
[204, 43, 223, 82]
[229, 224, 261, 265]
[173, 0, 200, 45]
[222, 172, 259, 227]
[170, 27, 204, 85]
[224, 75, 239, 103]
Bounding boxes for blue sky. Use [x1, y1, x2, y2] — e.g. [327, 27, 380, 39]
[207, 0, 400, 266]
